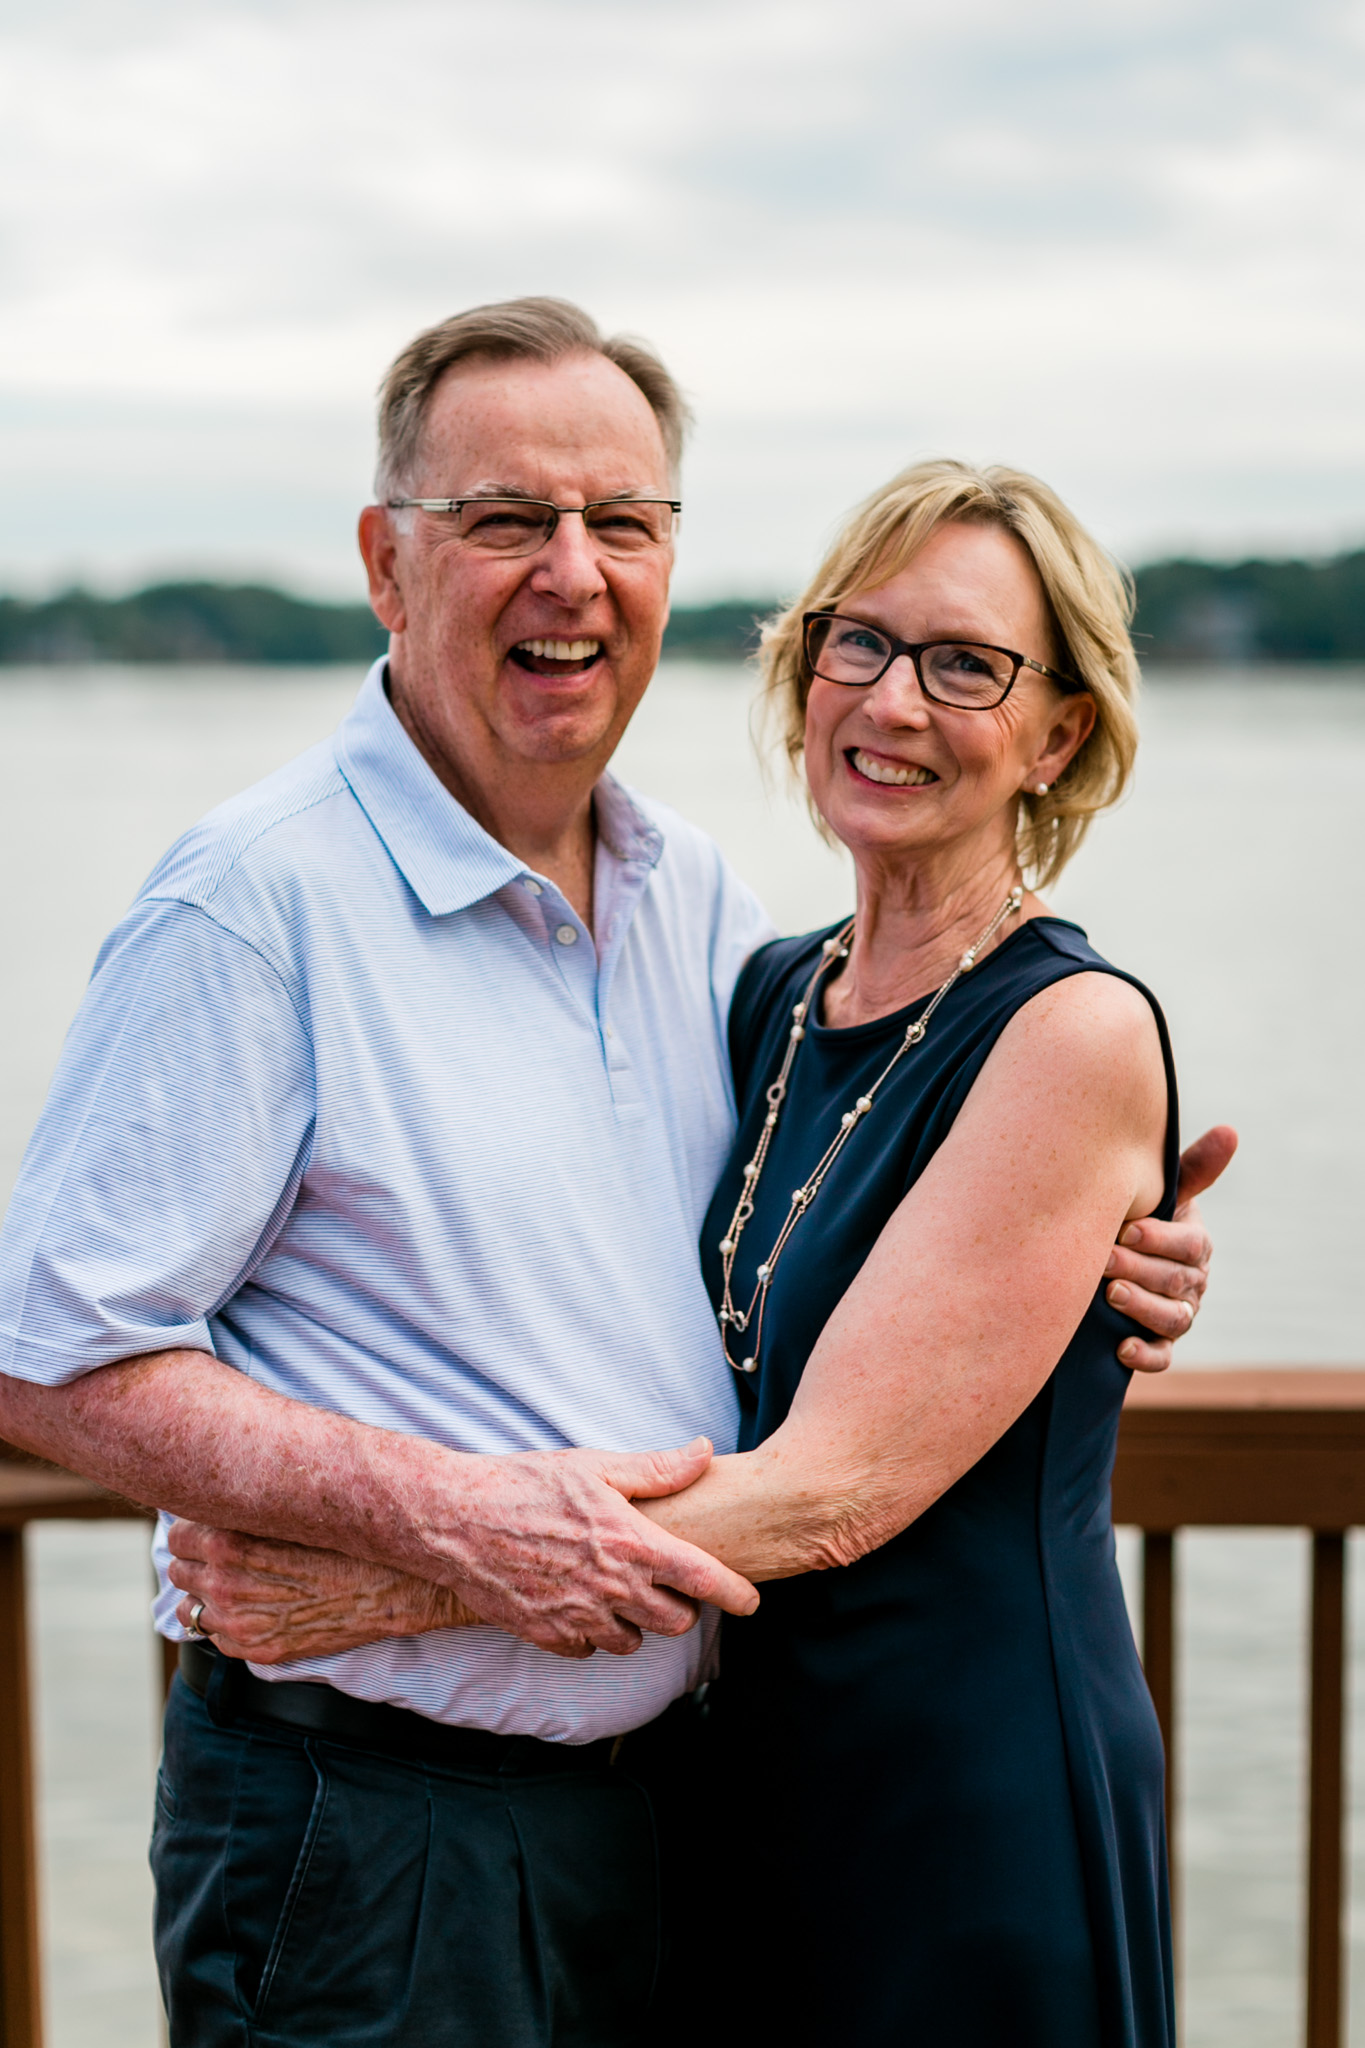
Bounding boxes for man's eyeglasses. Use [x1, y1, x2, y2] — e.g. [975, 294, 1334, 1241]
[803, 612, 1081, 710]
[386, 496, 681, 558]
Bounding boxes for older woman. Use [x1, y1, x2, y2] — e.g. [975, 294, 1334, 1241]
[171, 461, 1225, 2046]
[629, 458, 1187, 2045]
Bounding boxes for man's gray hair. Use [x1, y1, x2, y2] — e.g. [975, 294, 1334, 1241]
[374, 296, 691, 500]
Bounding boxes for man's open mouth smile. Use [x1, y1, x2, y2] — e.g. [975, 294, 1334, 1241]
[509, 638, 603, 677]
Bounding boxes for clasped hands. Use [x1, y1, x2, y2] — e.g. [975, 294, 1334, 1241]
[170, 1437, 758, 1665]
[170, 1134, 1230, 1665]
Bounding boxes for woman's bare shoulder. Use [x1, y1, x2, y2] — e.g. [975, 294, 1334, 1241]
[981, 966, 1167, 1138]
[1011, 961, 1160, 1037]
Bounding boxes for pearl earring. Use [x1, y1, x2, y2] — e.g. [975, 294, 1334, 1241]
[1035, 782, 1049, 796]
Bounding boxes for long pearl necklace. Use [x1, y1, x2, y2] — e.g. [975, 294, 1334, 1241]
[717, 885, 1024, 1376]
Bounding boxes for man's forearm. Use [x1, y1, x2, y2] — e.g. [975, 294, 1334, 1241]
[0, 1347, 466, 1571]
[0, 1348, 759, 1658]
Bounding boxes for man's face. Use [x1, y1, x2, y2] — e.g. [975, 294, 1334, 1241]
[360, 351, 674, 806]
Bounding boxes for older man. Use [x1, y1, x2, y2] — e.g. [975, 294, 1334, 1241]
[0, 299, 1219, 2047]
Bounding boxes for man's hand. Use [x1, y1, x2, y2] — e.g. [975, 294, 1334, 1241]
[0, 1352, 757, 1663]
[168, 1438, 760, 1664]
[170, 1523, 474, 1664]
[1105, 1124, 1239, 1372]
[425, 1438, 759, 1658]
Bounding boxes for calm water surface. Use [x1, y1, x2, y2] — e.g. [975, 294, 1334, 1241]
[1, 663, 1363, 2045]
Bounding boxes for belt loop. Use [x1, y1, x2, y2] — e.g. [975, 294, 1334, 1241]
[203, 1646, 245, 1729]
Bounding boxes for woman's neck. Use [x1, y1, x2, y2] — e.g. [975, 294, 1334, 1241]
[822, 848, 1039, 1030]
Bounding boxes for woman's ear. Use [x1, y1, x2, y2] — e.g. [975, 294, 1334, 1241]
[1031, 692, 1096, 789]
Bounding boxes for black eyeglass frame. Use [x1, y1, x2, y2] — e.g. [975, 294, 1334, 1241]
[802, 611, 1082, 708]
[386, 495, 682, 551]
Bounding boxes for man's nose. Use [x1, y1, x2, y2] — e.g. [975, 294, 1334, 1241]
[529, 512, 609, 607]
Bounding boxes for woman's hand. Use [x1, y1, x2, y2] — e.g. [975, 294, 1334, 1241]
[1104, 1125, 1239, 1372]
[167, 1519, 479, 1664]
[647, 970, 1176, 1583]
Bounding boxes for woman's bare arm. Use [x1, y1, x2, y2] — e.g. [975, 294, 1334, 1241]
[641, 971, 1170, 1582]
[0, 1354, 757, 1660]
[169, 972, 1177, 1658]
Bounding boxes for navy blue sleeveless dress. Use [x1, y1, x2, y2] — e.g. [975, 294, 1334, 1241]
[700, 917, 1177, 2048]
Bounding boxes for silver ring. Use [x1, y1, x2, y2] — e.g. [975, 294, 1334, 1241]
[186, 1600, 207, 1639]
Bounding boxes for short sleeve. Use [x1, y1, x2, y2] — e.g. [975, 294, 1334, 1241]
[0, 897, 315, 1385]
[707, 852, 777, 1025]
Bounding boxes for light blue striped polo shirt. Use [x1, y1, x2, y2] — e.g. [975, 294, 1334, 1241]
[0, 661, 775, 1741]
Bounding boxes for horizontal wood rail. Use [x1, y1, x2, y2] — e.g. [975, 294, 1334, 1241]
[0, 1370, 1363, 2046]
[1114, 1368, 1365, 2048]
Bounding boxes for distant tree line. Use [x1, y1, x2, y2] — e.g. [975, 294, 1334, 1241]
[0, 583, 388, 665]
[1127, 552, 1365, 662]
[3, 553, 1365, 666]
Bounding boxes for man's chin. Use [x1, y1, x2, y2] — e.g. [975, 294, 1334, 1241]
[496, 700, 622, 768]
[497, 661, 627, 762]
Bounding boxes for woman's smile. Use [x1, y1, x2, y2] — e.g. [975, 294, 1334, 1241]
[846, 747, 940, 789]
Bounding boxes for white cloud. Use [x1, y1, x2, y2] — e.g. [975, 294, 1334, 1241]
[2, 0, 1364, 595]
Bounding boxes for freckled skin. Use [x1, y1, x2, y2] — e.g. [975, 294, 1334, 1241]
[0, 352, 758, 1663]
[636, 522, 1223, 1579]
[160, 526, 1230, 1655]
[359, 351, 676, 925]
[0, 472, 1231, 1662]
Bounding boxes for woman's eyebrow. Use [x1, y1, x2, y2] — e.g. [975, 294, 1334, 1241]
[840, 609, 1002, 640]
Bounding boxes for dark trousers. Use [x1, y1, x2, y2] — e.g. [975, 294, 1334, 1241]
[152, 1672, 708, 2047]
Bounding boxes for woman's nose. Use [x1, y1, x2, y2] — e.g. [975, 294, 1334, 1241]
[866, 654, 932, 725]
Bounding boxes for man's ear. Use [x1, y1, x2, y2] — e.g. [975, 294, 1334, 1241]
[358, 506, 407, 635]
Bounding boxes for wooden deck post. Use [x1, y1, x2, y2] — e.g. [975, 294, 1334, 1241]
[1113, 1369, 1365, 2037]
[0, 1529, 41, 2048]
[1142, 1531, 1176, 1852]
[1306, 1531, 1346, 2048]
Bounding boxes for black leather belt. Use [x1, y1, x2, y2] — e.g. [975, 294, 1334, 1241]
[178, 1638, 626, 1776]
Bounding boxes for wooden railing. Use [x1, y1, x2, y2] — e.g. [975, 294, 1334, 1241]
[1114, 1369, 1365, 2048]
[1, 1370, 1364, 2047]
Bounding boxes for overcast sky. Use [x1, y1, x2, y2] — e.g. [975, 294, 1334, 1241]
[3, 0, 1364, 600]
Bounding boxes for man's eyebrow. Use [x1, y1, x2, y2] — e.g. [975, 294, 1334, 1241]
[458, 483, 666, 503]
[463, 482, 544, 500]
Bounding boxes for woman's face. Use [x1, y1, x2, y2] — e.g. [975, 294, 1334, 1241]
[803, 520, 1096, 881]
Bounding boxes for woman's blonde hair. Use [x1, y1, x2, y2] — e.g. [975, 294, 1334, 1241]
[760, 459, 1140, 890]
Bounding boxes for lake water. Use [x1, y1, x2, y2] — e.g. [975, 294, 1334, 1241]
[1, 661, 1363, 2045]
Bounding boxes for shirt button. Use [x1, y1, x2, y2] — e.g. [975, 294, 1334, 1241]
[555, 924, 578, 946]
[523, 878, 543, 896]
[605, 1024, 614, 1038]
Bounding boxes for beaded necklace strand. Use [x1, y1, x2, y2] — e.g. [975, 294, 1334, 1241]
[717, 885, 1024, 1375]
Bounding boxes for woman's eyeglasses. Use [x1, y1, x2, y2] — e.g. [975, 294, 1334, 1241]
[803, 612, 1081, 710]
[386, 496, 681, 557]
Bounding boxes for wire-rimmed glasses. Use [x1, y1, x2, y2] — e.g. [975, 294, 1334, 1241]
[803, 611, 1081, 710]
[386, 496, 681, 558]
